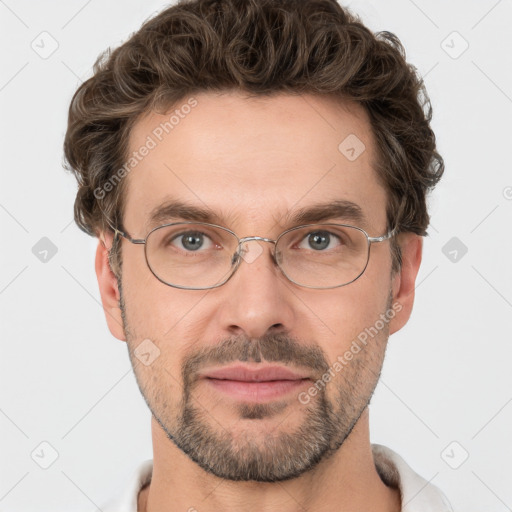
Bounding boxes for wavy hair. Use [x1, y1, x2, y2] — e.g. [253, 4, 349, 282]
[63, 0, 444, 274]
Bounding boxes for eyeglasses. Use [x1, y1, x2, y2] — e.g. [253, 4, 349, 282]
[111, 221, 396, 290]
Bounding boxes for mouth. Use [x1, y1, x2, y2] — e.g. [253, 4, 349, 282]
[199, 364, 312, 402]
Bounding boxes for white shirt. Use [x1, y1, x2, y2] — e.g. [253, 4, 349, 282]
[101, 444, 453, 511]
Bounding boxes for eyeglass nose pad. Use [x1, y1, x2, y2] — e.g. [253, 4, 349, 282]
[240, 240, 264, 264]
[230, 242, 251, 267]
[231, 249, 241, 267]
[231, 240, 280, 267]
[274, 247, 283, 266]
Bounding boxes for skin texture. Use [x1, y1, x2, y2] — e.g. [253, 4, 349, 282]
[96, 91, 422, 512]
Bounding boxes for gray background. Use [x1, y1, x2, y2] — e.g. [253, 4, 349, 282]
[1, 0, 511, 510]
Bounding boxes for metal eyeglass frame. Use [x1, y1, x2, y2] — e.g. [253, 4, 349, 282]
[109, 221, 397, 290]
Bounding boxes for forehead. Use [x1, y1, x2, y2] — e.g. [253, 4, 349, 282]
[123, 91, 387, 234]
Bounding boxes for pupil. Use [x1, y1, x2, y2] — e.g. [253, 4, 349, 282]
[183, 232, 203, 251]
[309, 231, 329, 250]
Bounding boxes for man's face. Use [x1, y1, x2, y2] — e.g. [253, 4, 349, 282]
[110, 92, 400, 481]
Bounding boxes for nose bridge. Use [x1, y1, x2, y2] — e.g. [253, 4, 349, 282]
[233, 236, 279, 269]
[236, 236, 279, 266]
[222, 234, 293, 340]
[238, 235, 276, 244]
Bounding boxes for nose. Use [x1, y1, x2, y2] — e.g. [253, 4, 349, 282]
[216, 238, 295, 340]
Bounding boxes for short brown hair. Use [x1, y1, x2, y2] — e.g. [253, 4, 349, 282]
[63, 0, 443, 274]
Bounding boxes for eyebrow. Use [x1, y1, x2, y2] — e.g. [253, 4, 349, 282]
[283, 200, 365, 226]
[146, 198, 366, 231]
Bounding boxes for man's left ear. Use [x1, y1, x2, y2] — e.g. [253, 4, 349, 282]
[388, 233, 423, 335]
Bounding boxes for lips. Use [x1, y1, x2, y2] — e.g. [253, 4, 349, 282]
[199, 364, 311, 382]
[199, 364, 312, 402]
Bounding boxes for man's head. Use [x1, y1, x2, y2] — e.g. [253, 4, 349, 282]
[63, 0, 443, 483]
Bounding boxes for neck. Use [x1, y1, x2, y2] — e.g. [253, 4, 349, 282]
[138, 409, 400, 512]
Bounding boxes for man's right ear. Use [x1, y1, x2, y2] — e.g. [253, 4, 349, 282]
[95, 234, 126, 341]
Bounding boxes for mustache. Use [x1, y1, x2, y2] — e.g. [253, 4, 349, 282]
[182, 332, 330, 387]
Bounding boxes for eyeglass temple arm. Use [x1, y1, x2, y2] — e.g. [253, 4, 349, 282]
[368, 226, 398, 244]
[105, 220, 145, 244]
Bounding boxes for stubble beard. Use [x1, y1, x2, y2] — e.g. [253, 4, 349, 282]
[119, 281, 391, 482]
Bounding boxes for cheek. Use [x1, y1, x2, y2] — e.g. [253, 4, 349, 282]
[314, 276, 392, 362]
[120, 255, 210, 368]
[121, 244, 175, 335]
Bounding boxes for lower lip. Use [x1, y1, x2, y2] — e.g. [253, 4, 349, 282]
[203, 378, 310, 401]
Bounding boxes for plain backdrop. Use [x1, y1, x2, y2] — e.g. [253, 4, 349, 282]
[1, 0, 511, 510]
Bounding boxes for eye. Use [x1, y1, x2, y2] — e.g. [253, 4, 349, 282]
[170, 231, 216, 252]
[297, 230, 343, 251]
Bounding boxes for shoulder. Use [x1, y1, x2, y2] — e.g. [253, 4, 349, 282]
[372, 444, 453, 512]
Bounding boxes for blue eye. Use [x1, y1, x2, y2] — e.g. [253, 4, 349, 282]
[297, 230, 342, 251]
[170, 231, 215, 252]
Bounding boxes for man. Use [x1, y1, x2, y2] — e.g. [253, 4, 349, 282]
[63, 0, 452, 510]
